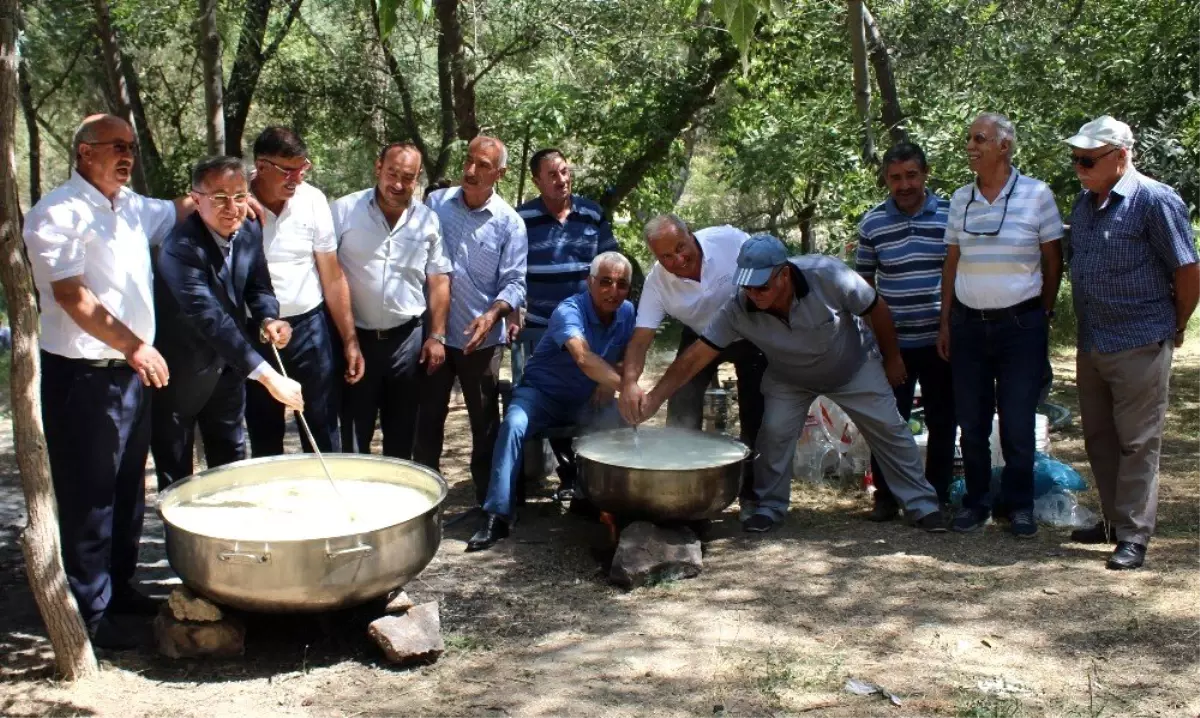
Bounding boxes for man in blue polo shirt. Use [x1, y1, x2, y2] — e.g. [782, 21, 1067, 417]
[467, 251, 636, 551]
[856, 142, 955, 521]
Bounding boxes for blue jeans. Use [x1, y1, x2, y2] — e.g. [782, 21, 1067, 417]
[484, 385, 624, 520]
[949, 302, 1047, 514]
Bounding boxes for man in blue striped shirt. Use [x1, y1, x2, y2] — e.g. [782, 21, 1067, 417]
[856, 142, 955, 521]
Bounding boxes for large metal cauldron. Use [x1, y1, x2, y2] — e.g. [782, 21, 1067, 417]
[157, 454, 447, 612]
[575, 427, 749, 521]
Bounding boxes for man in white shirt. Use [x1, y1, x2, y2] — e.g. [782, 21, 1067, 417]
[332, 142, 452, 457]
[937, 112, 1064, 537]
[619, 214, 766, 513]
[23, 114, 186, 648]
[245, 127, 361, 455]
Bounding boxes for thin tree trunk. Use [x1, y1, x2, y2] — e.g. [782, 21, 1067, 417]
[437, 0, 475, 142]
[515, 123, 531, 205]
[0, 0, 99, 681]
[17, 56, 39, 203]
[848, 0, 875, 163]
[369, 0, 431, 170]
[91, 0, 148, 193]
[224, 0, 304, 157]
[862, 3, 906, 144]
[198, 0, 225, 155]
[433, 0, 461, 178]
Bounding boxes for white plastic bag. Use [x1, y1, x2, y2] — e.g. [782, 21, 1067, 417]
[1033, 490, 1096, 528]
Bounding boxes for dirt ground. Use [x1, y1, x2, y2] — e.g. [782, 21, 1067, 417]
[1, 347, 1197, 717]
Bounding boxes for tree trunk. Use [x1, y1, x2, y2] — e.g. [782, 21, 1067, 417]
[847, 0, 875, 164]
[432, 0, 462, 179]
[224, 0, 304, 157]
[515, 123, 531, 205]
[437, 0, 475, 142]
[862, 3, 907, 144]
[91, 0, 148, 193]
[369, 0, 431, 170]
[0, 0, 99, 681]
[17, 56, 39, 203]
[198, 0, 225, 155]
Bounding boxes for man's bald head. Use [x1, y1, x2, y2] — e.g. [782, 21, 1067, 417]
[72, 114, 133, 166]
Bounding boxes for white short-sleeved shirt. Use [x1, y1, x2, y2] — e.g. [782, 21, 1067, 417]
[260, 182, 337, 317]
[23, 172, 175, 360]
[944, 170, 1064, 309]
[331, 189, 453, 330]
[635, 225, 750, 333]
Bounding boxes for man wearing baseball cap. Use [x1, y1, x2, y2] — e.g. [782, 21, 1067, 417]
[1064, 115, 1198, 570]
[630, 234, 944, 533]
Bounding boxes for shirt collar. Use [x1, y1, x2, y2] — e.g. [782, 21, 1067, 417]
[67, 169, 129, 210]
[971, 166, 1020, 202]
[884, 189, 940, 217]
[453, 186, 498, 214]
[745, 263, 808, 313]
[207, 225, 238, 249]
[1109, 167, 1141, 199]
[370, 189, 417, 227]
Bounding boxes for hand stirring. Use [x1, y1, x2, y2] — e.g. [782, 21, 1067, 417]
[270, 342, 356, 521]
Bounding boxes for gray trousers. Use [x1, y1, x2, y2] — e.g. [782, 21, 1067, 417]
[753, 356, 939, 522]
[1076, 340, 1173, 546]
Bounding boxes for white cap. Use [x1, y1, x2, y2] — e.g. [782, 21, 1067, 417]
[1065, 115, 1134, 150]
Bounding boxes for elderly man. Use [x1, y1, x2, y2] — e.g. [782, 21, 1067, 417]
[332, 143, 452, 457]
[937, 113, 1064, 537]
[633, 235, 944, 533]
[618, 215, 766, 516]
[1064, 116, 1198, 569]
[152, 156, 304, 489]
[245, 127, 361, 456]
[416, 136, 527, 504]
[23, 114, 192, 648]
[512, 148, 618, 499]
[467, 252, 635, 551]
[856, 142, 955, 520]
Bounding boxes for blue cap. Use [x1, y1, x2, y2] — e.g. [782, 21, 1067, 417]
[735, 234, 789, 287]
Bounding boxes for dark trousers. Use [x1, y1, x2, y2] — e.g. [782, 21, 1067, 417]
[41, 352, 150, 628]
[341, 320, 423, 458]
[413, 344, 503, 504]
[950, 300, 1047, 515]
[667, 327, 767, 498]
[871, 344, 956, 506]
[246, 305, 339, 456]
[150, 362, 247, 490]
[511, 325, 577, 485]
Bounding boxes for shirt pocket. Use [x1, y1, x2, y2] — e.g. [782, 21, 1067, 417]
[793, 310, 839, 354]
[467, 242, 502, 282]
[1100, 228, 1145, 276]
[389, 232, 429, 270]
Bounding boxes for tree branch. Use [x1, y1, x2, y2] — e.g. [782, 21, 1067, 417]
[262, 0, 303, 65]
[32, 39, 85, 111]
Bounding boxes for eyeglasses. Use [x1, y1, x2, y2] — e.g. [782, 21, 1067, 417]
[195, 192, 251, 206]
[743, 268, 784, 295]
[258, 157, 312, 179]
[962, 172, 1021, 237]
[1070, 147, 1119, 169]
[968, 132, 993, 145]
[595, 277, 630, 290]
[86, 140, 138, 156]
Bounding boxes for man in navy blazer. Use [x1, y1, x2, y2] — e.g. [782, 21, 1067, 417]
[151, 155, 305, 489]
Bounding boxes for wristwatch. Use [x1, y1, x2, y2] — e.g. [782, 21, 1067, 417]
[430, 333, 447, 345]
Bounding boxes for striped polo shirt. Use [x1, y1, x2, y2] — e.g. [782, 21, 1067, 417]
[856, 190, 949, 348]
[516, 195, 617, 327]
[944, 169, 1064, 309]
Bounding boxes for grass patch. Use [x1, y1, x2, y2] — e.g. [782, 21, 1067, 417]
[955, 692, 1026, 718]
[443, 632, 493, 652]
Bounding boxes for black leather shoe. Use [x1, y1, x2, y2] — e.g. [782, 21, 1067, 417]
[465, 514, 510, 552]
[1070, 522, 1116, 545]
[109, 585, 162, 616]
[1106, 541, 1146, 570]
[915, 510, 947, 533]
[89, 614, 144, 651]
[867, 499, 900, 522]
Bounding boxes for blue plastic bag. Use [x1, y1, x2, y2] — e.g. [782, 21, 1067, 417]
[1033, 453, 1087, 496]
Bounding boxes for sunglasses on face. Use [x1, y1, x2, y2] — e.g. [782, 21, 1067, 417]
[86, 140, 138, 156]
[195, 192, 251, 206]
[259, 157, 312, 179]
[1070, 147, 1119, 169]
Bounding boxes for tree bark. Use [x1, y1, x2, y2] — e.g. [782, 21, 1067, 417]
[224, 0, 304, 156]
[432, 0, 463, 179]
[17, 56, 39, 203]
[198, 0, 225, 155]
[847, 0, 875, 164]
[369, 0, 431, 171]
[515, 122, 531, 205]
[1, 0, 99, 681]
[91, 0, 148, 193]
[862, 3, 907, 144]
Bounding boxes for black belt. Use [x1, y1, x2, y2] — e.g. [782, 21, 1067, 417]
[953, 296, 1042, 321]
[283, 303, 325, 323]
[357, 318, 418, 340]
[74, 357, 130, 369]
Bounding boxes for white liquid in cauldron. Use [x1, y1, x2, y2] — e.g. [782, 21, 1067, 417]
[577, 428, 746, 471]
[162, 478, 435, 541]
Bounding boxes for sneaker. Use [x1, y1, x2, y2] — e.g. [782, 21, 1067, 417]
[1009, 508, 1038, 538]
[742, 514, 777, 533]
[915, 510, 947, 533]
[951, 506, 989, 533]
[738, 498, 758, 523]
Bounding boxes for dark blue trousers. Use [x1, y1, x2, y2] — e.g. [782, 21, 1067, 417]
[150, 361, 247, 490]
[41, 351, 150, 628]
[246, 305, 339, 455]
[950, 301, 1047, 515]
[341, 320, 423, 458]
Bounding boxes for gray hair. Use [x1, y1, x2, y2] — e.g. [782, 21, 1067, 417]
[642, 213, 690, 246]
[191, 156, 252, 191]
[473, 135, 508, 169]
[976, 112, 1017, 155]
[590, 251, 632, 279]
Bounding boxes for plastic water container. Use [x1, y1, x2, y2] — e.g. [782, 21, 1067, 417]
[990, 413, 1050, 468]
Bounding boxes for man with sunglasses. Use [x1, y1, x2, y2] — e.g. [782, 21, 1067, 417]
[1063, 116, 1198, 570]
[466, 252, 635, 551]
[151, 156, 305, 491]
[245, 127, 361, 457]
[23, 113, 198, 648]
[937, 113, 1064, 538]
[632, 235, 944, 534]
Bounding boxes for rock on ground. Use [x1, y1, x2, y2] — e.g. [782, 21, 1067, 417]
[167, 586, 223, 622]
[154, 609, 245, 659]
[369, 602, 444, 665]
[610, 521, 703, 589]
[385, 589, 415, 614]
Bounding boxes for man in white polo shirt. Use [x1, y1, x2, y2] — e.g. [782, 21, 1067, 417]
[245, 127, 361, 455]
[937, 112, 1064, 538]
[332, 142, 453, 458]
[618, 214, 766, 512]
